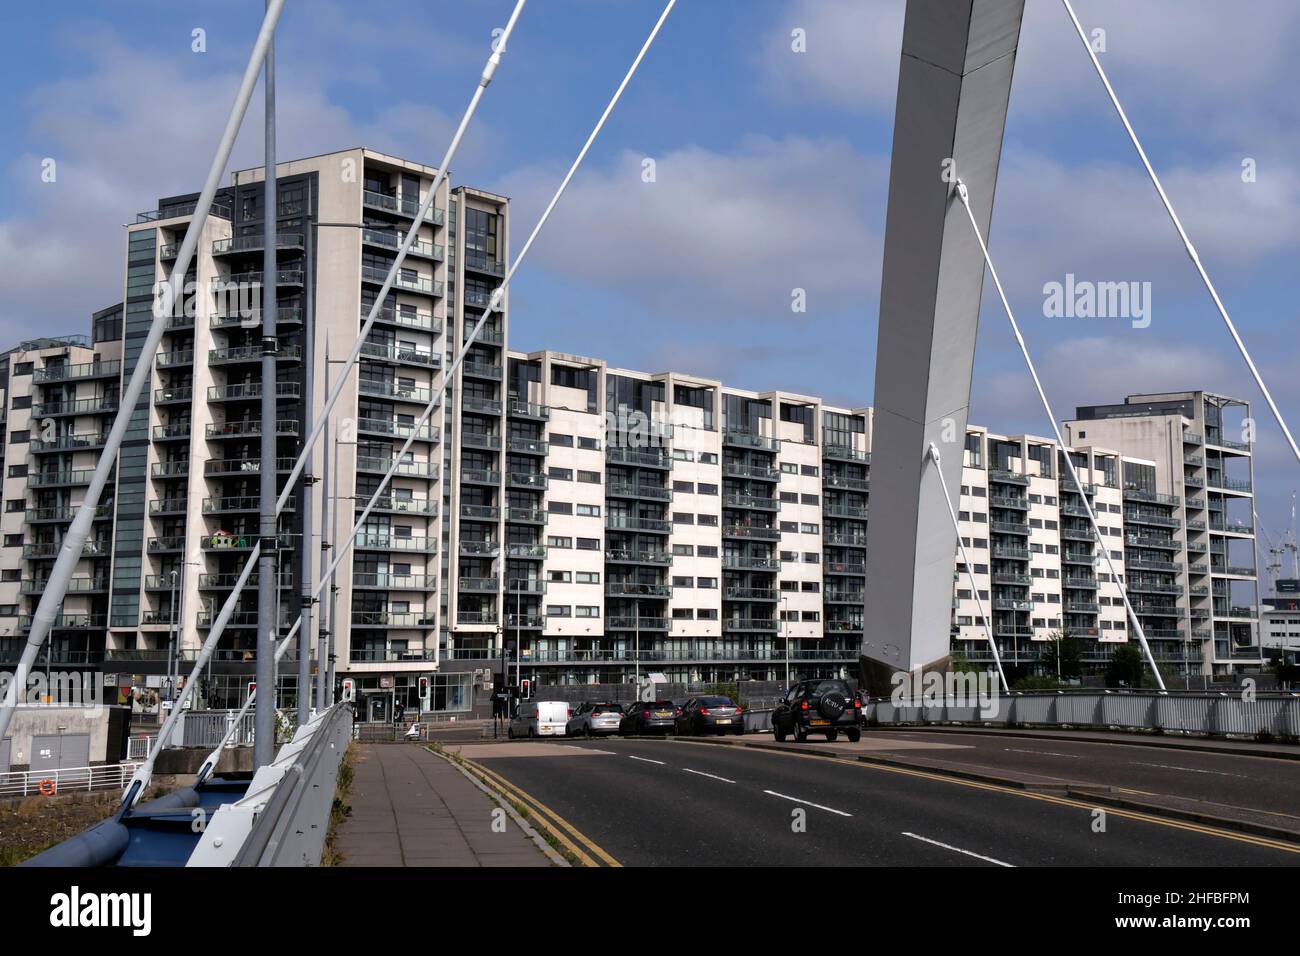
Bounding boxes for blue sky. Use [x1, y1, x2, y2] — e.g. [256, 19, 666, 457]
[2, 0, 1299, 559]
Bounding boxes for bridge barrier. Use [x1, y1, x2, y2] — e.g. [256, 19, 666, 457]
[187, 702, 353, 867]
[860, 692, 1300, 740]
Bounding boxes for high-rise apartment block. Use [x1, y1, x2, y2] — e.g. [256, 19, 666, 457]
[0, 150, 1263, 720]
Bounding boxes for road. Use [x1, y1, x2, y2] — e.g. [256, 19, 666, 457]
[461, 736, 1300, 866]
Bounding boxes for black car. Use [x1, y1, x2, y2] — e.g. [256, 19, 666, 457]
[675, 695, 745, 736]
[771, 679, 863, 742]
[619, 700, 680, 735]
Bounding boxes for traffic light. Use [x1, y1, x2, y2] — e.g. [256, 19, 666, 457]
[341, 678, 355, 702]
[519, 678, 531, 700]
[418, 676, 430, 700]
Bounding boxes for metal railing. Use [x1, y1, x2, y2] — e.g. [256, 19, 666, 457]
[0, 762, 142, 798]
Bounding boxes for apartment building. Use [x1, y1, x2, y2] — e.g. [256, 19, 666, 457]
[0, 147, 1265, 719]
[1065, 392, 1262, 676]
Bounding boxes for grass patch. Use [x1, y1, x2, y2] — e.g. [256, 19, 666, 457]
[321, 743, 356, 867]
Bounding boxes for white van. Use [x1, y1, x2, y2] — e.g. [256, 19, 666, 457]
[508, 700, 570, 738]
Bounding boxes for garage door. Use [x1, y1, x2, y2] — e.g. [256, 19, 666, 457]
[29, 733, 91, 773]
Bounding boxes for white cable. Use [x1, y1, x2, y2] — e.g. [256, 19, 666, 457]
[1060, 0, 1300, 468]
[954, 178, 1167, 692]
[281, 0, 679, 653]
[122, 0, 529, 806]
[927, 443, 1010, 694]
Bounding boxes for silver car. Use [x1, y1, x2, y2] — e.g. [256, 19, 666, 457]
[566, 701, 625, 737]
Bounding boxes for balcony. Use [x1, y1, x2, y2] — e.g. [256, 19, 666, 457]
[989, 495, 1029, 510]
[463, 359, 503, 381]
[360, 379, 432, 404]
[724, 493, 779, 512]
[152, 460, 190, 479]
[457, 610, 501, 627]
[353, 574, 439, 590]
[150, 497, 188, 516]
[211, 233, 304, 256]
[148, 535, 186, 553]
[822, 589, 863, 603]
[202, 495, 295, 515]
[723, 555, 781, 572]
[608, 483, 671, 502]
[210, 306, 303, 331]
[820, 477, 871, 499]
[364, 306, 440, 334]
[508, 437, 548, 456]
[723, 463, 779, 481]
[208, 344, 302, 365]
[606, 582, 672, 599]
[352, 612, 438, 629]
[154, 385, 194, 406]
[607, 515, 672, 534]
[723, 524, 780, 541]
[1125, 535, 1179, 551]
[20, 577, 106, 595]
[458, 577, 499, 593]
[507, 471, 547, 490]
[507, 544, 548, 560]
[33, 360, 121, 384]
[365, 495, 437, 517]
[461, 431, 502, 451]
[606, 549, 672, 566]
[357, 456, 439, 479]
[607, 447, 671, 469]
[197, 572, 292, 590]
[26, 505, 111, 523]
[993, 572, 1032, 586]
[360, 228, 444, 262]
[460, 538, 499, 557]
[462, 396, 503, 416]
[355, 533, 436, 553]
[360, 189, 445, 225]
[608, 616, 669, 632]
[464, 254, 505, 277]
[204, 456, 296, 477]
[357, 417, 439, 442]
[30, 433, 108, 454]
[361, 264, 442, 297]
[23, 539, 110, 559]
[990, 520, 1030, 536]
[822, 445, 870, 464]
[1124, 510, 1180, 528]
[360, 340, 439, 367]
[207, 382, 301, 403]
[155, 349, 194, 370]
[1063, 576, 1099, 589]
[988, 470, 1029, 486]
[722, 618, 778, 633]
[993, 598, 1035, 612]
[461, 504, 501, 522]
[724, 430, 777, 452]
[508, 400, 549, 421]
[460, 468, 503, 487]
[33, 397, 118, 418]
[204, 418, 300, 441]
[18, 614, 106, 633]
[29, 469, 96, 488]
[1065, 601, 1100, 614]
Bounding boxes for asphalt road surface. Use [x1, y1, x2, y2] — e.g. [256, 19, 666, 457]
[465, 737, 1300, 866]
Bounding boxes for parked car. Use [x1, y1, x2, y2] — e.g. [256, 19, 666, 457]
[508, 700, 570, 738]
[619, 700, 680, 735]
[675, 695, 745, 736]
[567, 701, 625, 737]
[771, 679, 862, 742]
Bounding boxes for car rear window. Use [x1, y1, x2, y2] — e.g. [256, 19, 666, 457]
[650, 701, 674, 707]
[811, 680, 851, 696]
[591, 703, 623, 712]
[699, 696, 734, 706]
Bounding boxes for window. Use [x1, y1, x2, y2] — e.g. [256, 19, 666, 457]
[12, 396, 31, 410]
[696, 576, 718, 588]
[780, 521, 798, 533]
[673, 608, 694, 620]
[576, 606, 600, 618]
[4, 500, 22, 513]
[672, 544, 694, 556]
[780, 491, 798, 503]
[575, 571, 600, 584]
[697, 514, 718, 527]
[697, 545, 718, 558]
[781, 463, 798, 474]
[576, 537, 600, 550]
[576, 504, 601, 517]
[1, 569, 18, 582]
[547, 605, 572, 618]
[548, 501, 573, 515]
[578, 470, 601, 484]
[13, 362, 32, 375]
[3, 534, 21, 547]
[578, 436, 601, 450]
[673, 512, 694, 525]
[549, 467, 573, 481]
[547, 570, 572, 583]
[699, 452, 718, 465]
[7, 465, 26, 479]
[801, 581, 820, 593]
[803, 552, 820, 564]
[550, 433, 574, 447]
[697, 483, 718, 496]
[801, 464, 819, 477]
[697, 608, 719, 620]
[547, 536, 572, 549]
[674, 480, 695, 493]
[672, 576, 693, 588]
[672, 448, 694, 461]
[801, 523, 819, 534]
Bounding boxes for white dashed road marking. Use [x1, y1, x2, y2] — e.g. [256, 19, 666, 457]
[902, 832, 1015, 867]
[763, 790, 852, 817]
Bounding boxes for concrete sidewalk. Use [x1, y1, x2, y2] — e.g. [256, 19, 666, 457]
[335, 743, 555, 867]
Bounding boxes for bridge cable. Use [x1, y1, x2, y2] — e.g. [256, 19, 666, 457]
[197, 0, 679, 783]
[926, 443, 1010, 694]
[1060, 0, 1300, 468]
[954, 178, 1168, 692]
[121, 0, 530, 806]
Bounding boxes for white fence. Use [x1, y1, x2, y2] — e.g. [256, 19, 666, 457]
[864, 692, 1300, 738]
[0, 762, 141, 798]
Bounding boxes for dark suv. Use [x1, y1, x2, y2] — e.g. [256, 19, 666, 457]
[771, 679, 863, 742]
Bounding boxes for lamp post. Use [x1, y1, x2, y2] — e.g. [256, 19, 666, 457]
[780, 596, 790, 689]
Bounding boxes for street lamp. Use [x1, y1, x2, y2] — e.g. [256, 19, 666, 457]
[780, 596, 790, 690]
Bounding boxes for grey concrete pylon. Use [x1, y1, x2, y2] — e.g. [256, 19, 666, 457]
[861, 0, 1025, 676]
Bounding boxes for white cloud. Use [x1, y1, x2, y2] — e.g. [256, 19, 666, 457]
[498, 135, 885, 319]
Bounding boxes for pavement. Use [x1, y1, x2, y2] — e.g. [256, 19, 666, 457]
[463, 736, 1300, 866]
[334, 743, 555, 867]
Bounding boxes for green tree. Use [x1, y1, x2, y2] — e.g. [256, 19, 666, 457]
[1040, 630, 1082, 681]
[1106, 643, 1145, 688]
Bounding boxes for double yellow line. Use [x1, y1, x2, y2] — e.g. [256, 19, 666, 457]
[433, 747, 620, 867]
